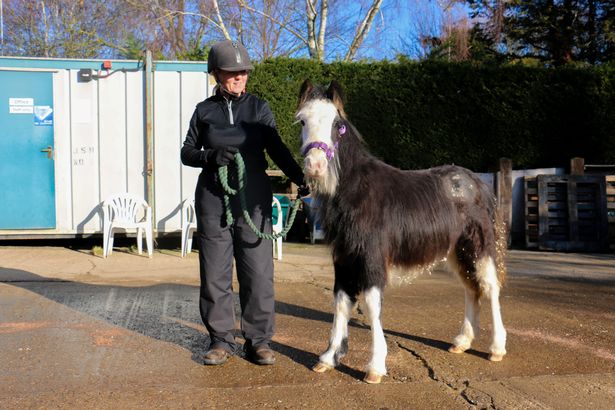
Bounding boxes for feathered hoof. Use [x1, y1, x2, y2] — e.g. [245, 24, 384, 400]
[312, 362, 333, 373]
[488, 353, 505, 362]
[448, 345, 467, 354]
[363, 371, 384, 384]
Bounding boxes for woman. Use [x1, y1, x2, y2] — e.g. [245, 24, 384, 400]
[181, 40, 306, 366]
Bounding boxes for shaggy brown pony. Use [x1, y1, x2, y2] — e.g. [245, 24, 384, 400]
[296, 80, 507, 384]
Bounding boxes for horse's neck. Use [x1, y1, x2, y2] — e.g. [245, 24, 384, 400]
[337, 131, 373, 179]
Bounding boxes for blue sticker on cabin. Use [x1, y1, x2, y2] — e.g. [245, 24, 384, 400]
[34, 106, 53, 126]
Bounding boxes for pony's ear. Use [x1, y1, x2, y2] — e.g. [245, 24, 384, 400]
[326, 80, 347, 118]
[298, 79, 313, 108]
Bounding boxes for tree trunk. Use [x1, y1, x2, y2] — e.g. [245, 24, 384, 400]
[213, 0, 232, 40]
[317, 0, 328, 60]
[587, 0, 597, 64]
[306, 0, 319, 59]
[343, 0, 382, 61]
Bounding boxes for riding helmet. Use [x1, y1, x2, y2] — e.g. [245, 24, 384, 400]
[207, 40, 254, 73]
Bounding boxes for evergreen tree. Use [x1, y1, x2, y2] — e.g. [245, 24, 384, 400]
[467, 0, 615, 65]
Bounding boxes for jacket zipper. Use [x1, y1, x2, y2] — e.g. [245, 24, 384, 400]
[226, 99, 234, 125]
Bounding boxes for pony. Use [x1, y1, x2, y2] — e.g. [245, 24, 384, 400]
[296, 79, 507, 384]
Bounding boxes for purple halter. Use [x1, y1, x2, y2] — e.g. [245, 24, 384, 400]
[301, 124, 347, 160]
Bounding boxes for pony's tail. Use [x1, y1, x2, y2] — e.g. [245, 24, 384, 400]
[493, 208, 508, 286]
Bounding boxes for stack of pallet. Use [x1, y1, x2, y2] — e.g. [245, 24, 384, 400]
[524, 174, 610, 252]
[608, 176, 615, 251]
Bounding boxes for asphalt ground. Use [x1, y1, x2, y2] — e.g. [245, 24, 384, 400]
[1, 242, 614, 409]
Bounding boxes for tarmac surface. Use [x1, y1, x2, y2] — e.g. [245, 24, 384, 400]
[1, 242, 614, 409]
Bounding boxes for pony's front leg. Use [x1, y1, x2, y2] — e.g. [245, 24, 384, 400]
[313, 290, 354, 372]
[363, 286, 387, 384]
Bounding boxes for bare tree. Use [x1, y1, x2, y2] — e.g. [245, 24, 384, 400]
[3, 0, 387, 61]
[305, 0, 327, 60]
[344, 0, 382, 60]
[123, 0, 220, 59]
[397, 0, 472, 60]
[235, 0, 384, 61]
[3, 0, 131, 58]
[230, 0, 305, 59]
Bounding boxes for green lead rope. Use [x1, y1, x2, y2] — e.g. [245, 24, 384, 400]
[218, 152, 302, 240]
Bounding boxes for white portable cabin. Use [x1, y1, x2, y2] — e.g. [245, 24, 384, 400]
[0, 56, 212, 238]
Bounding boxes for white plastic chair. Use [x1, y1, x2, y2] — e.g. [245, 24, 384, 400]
[272, 196, 284, 260]
[181, 199, 197, 257]
[102, 193, 153, 258]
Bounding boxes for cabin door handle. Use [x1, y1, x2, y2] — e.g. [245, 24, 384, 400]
[40, 146, 53, 159]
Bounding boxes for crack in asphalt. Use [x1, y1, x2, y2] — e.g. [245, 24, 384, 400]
[394, 340, 437, 380]
[393, 340, 496, 409]
[306, 281, 332, 292]
[85, 260, 97, 275]
[296, 281, 497, 408]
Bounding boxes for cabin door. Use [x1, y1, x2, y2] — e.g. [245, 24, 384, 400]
[0, 70, 56, 229]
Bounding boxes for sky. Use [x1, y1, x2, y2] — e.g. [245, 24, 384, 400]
[357, 0, 471, 61]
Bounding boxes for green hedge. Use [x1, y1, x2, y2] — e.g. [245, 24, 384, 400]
[249, 58, 615, 172]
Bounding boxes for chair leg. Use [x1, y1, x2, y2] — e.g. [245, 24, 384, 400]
[186, 230, 194, 256]
[275, 237, 283, 261]
[146, 226, 153, 257]
[137, 228, 143, 255]
[103, 225, 109, 258]
[108, 228, 115, 257]
[181, 227, 186, 257]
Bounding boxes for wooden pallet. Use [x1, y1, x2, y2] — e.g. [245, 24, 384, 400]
[607, 176, 615, 250]
[524, 175, 608, 252]
[524, 176, 539, 248]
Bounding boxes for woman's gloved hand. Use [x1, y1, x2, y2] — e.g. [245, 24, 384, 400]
[207, 146, 239, 166]
[297, 185, 310, 197]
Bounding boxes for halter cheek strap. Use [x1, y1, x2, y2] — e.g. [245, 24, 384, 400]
[301, 124, 347, 160]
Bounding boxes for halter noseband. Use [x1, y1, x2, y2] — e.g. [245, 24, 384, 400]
[301, 124, 346, 160]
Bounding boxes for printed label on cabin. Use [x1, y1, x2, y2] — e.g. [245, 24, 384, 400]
[9, 97, 34, 114]
[9, 98, 34, 106]
[9, 106, 34, 114]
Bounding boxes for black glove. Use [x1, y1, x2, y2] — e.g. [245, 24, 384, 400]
[297, 185, 310, 197]
[207, 146, 239, 166]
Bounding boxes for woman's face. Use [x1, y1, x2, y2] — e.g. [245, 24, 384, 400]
[217, 69, 248, 96]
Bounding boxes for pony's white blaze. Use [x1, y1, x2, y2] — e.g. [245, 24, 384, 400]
[297, 99, 338, 183]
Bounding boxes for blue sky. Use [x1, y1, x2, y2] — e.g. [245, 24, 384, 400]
[356, 0, 471, 61]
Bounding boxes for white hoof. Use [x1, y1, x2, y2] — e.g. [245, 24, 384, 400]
[312, 361, 334, 373]
[364, 370, 384, 384]
[448, 344, 467, 354]
[488, 352, 505, 362]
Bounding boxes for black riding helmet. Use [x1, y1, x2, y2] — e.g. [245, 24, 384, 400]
[208, 40, 254, 73]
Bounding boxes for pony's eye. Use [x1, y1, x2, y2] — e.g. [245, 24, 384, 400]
[300, 120, 305, 126]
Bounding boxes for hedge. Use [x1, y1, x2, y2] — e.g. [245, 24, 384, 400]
[248, 58, 615, 172]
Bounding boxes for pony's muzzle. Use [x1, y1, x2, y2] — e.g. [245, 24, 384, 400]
[304, 151, 328, 178]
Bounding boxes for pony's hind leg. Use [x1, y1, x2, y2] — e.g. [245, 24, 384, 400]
[362, 286, 387, 384]
[476, 256, 507, 361]
[449, 286, 480, 354]
[448, 249, 481, 354]
[313, 290, 354, 372]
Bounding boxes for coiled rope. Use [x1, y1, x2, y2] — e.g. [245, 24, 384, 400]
[218, 152, 301, 240]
